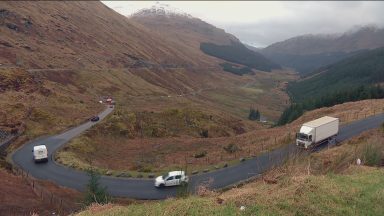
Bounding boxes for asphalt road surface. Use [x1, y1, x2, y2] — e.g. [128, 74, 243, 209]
[11, 108, 384, 199]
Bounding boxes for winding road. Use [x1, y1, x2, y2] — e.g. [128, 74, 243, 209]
[11, 106, 384, 199]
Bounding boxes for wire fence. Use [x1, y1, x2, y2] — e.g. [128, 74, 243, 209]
[11, 165, 80, 215]
[167, 106, 384, 175]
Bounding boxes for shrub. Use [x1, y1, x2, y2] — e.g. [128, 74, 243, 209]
[224, 143, 240, 154]
[84, 169, 111, 206]
[176, 181, 190, 198]
[200, 129, 209, 138]
[139, 166, 152, 173]
[194, 151, 207, 158]
[132, 161, 153, 172]
[362, 142, 383, 166]
[248, 107, 260, 121]
[381, 122, 384, 132]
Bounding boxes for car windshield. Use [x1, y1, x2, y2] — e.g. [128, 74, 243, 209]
[162, 173, 168, 179]
[297, 133, 308, 141]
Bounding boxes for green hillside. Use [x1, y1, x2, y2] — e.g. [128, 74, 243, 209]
[289, 47, 384, 101]
[278, 47, 384, 125]
[200, 41, 281, 73]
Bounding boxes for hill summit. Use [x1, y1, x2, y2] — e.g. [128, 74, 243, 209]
[132, 2, 193, 19]
[261, 25, 384, 74]
[131, 4, 280, 73]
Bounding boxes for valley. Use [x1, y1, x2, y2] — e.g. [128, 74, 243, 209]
[1, 1, 384, 215]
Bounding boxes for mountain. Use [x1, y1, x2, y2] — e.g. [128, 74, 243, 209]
[262, 26, 384, 74]
[131, 3, 240, 50]
[0, 1, 210, 69]
[0, 1, 291, 126]
[130, 3, 280, 73]
[1, 1, 250, 97]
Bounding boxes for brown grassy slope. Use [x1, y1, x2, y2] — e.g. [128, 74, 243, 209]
[57, 99, 384, 174]
[0, 68, 103, 150]
[1, 1, 273, 97]
[0, 168, 81, 215]
[0, 1, 218, 69]
[76, 128, 384, 216]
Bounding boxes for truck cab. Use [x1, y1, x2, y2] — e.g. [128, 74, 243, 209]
[296, 126, 314, 148]
[32, 145, 48, 163]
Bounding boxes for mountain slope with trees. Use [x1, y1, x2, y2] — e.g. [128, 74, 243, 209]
[278, 47, 384, 125]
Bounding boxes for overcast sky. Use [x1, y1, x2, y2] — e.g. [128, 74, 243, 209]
[102, 1, 384, 47]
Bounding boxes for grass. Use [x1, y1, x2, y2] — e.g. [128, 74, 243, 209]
[77, 128, 384, 216]
[361, 141, 383, 166]
[0, 68, 104, 152]
[56, 99, 384, 177]
[77, 167, 384, 216]
[55, 70, 297, 173]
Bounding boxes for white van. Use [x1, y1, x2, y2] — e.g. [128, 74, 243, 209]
[32, 145, 48, 163]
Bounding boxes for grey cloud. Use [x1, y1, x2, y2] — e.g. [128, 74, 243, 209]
[102, 1, 384, 47]
[224, 2, 384, 47]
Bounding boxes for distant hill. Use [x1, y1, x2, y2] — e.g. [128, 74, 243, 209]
[262, 26, 384, 74]
[200, 41, 281, 72]
[131, 3, 280, 73]
[245, 44, 263, 52]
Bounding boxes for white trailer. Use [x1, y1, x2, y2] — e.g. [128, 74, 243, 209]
[296, 116, 339, 149]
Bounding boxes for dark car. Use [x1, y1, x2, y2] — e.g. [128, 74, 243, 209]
[90, 116, 100, 122]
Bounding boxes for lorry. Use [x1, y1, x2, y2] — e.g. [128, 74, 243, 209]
[32, 145, 48, 163]
[296, 116, 339, 149]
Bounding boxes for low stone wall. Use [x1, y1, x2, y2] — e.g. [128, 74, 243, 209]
[0, 128, 24, 155]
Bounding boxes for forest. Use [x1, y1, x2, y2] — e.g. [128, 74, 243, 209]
[278, 47, 384, 125]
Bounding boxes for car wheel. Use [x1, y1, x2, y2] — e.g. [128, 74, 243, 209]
[159, 183, 165, 188]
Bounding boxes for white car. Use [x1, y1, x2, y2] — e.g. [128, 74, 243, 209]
[32, 145, 48, 163]
[154, 171, 189, 188]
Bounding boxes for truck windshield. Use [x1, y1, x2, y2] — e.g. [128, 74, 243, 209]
[297, 133, 309, 141]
